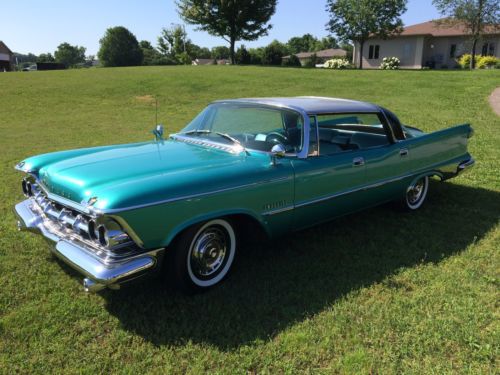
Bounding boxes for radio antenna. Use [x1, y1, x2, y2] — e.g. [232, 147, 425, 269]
[155, 97, 158, 125]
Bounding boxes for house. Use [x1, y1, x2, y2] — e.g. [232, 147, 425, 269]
[282, 48, 347, 66]
[353, 19, 500, 69]
[0, 41, 15, 71]
[192, 58, 215, 65]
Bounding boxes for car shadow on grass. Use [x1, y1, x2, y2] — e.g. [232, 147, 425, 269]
[103, 181, 499, 350]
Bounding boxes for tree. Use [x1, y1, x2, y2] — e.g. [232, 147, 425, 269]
[432, 0, 500, 69]
[282, 54, 301, 67]
[326, 0, 407, 69]
[177, 0, 277, 64]
[287, 34, 318, 54]
[235, 45, 251, 64]
[158, 25, 187, 59]
[140, 40, 163, 65]
[54, 43, 86, 67]
[248, 47, 264, 64]
[98, 26, 143, 67]
[262, 40, 289, 65]
[211, 46, 231, 60]
[37, 53, 55, 63]
[190, 45, 211, 59]
[314, 36, 339, 51]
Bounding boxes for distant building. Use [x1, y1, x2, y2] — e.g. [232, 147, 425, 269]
[353, 19, 500, 69]
[192, 58, 215, 65]
[282, 48, 348, 66]
[0, 41, 15, 71]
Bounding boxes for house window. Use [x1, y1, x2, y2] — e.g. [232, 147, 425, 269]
[449, 44, 457, 58]
[368, 45, 380, 59]
[482, 42, 495, 56]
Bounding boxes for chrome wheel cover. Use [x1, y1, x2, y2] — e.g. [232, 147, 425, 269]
[190, 226, 228, 277]
[187, 219, 236, 287]
[406, 176, 428, 209]
[408, 179, 425, 204]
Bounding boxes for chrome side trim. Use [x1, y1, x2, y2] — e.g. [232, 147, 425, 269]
[294, 173, 410, 209]
[261, 205, 295, 216]
[96, 176, 293, 214]
[263, 168, 446, 216]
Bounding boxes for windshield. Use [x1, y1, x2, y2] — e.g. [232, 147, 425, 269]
[178, 103, 304, 153]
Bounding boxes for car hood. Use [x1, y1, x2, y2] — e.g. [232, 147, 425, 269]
[35, 139, 271, 211]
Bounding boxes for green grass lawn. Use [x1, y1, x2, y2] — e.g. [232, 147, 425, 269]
[0, 66, 499, 374]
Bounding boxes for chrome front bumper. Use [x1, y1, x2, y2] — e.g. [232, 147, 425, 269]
[15, 199, 163, 292]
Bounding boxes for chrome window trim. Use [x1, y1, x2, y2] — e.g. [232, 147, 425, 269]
[314, 110, 396, 145]
[196, 101, 311, 159]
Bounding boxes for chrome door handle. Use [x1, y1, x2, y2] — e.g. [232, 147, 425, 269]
[400, 148, 409, 157]
[352, 157, 365, 166]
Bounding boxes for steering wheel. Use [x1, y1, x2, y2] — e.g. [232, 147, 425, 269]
[265, 131, 288, 145]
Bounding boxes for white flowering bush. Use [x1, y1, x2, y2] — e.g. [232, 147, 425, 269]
[323, 58, 351, 69]
[380, 57, 400, 70]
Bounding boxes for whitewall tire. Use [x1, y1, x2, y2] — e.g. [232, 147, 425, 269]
[169, 218, 236, 293]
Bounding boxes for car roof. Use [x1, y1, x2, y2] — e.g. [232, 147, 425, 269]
[213, 96, 381, 114]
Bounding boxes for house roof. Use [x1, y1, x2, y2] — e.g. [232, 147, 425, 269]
[214, 96, 380, 114]
[399, 19, 500, 37]
[0, 41, 13, 55]
[283, 48, 347, 59]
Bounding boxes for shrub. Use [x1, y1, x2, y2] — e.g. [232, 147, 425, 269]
[323, 58, 351, 69]
[380, 57, 400, 70]
[457, 54, 479, 69]
[282, 54, 301, 67]
[477, 55, 499, 69]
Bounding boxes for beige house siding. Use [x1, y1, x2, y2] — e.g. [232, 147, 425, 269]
[353, 34, 500, 69]
[353, 36, 424, 68]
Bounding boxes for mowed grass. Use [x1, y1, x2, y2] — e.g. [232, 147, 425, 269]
[0, 66, 499, 374]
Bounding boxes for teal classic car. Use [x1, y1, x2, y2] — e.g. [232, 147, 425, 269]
[14, 97, 474, 293]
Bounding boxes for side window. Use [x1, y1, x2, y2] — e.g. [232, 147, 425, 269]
[316, 113, 390, 155]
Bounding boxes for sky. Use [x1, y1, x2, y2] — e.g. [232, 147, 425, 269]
[0, 0, 441, 55]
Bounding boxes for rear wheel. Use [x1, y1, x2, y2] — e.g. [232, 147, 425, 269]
[169, 218, 236, 293]
[403, 176, 429, 210]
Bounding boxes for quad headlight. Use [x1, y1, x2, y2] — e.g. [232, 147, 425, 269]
[88, 217, 130, 249]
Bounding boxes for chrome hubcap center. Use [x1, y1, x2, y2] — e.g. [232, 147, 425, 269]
[190, 226, 228, 277]
[408, 180, 424, 204]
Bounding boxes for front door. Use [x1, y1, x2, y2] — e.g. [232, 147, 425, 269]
[291, 150, 367, 230]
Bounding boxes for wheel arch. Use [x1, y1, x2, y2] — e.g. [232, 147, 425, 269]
[409, 170, 444, 187]
[161, 209, 270, 248]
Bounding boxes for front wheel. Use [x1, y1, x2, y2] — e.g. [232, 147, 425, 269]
[169, 218, 237, 293]
[403, 176, 429, 210]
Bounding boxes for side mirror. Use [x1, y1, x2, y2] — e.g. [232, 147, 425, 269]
[270, 144, 286, 166]
[153, 124, 164, 141]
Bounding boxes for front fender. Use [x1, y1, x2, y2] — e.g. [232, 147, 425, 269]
[161, 208, 271, 247]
